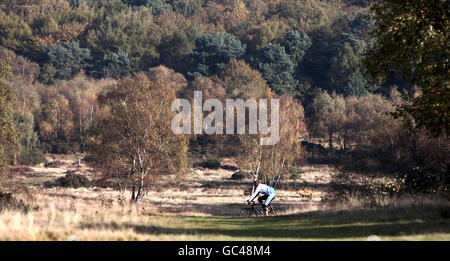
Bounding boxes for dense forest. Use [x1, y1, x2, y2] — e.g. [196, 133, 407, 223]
[0, 0, 448, 202]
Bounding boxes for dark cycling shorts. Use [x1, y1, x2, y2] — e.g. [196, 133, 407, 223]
[258, 194, 275, 206]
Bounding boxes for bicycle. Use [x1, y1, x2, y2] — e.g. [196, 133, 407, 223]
[239, 201, 277, 217]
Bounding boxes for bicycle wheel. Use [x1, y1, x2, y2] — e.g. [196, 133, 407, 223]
[239, 207, 254, 217]
[253, 209, 263, 216]
[268, 205, 277, 216]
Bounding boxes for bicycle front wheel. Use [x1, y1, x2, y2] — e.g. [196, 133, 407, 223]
[239, 208, 254, 217]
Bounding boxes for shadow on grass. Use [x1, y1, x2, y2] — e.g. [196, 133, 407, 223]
[80, 204, 450, 239]
[150, 202, 302, 217]
[127, 221, 447, 239]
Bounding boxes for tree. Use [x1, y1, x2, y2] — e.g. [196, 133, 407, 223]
[0, 62, 18, 188]
[93, 51, 132, 79]
[348, 12, 374, 40]
[14, 0, 92, 46]
[158, 23, 202, 73]
[200, 0, 250, 37]
[237, 91, 307, 190]
[309, 91, 346, 149]
[345, 70, 368, 97]
[39, 41, 91, 84]
[256, 43, 296, 95]
[67, 75, 106, 153]
[215, 59, 268, 99]
[14, 110, 45, 165]
[39, 94, 74, 152]
[188, 32, 246, 78]
[86, 4, 160, 71]
[147, 65, 188, 92]
[88, 73, 188, 202]
[282, 29, 312, 66]
[274, 0, 343, 32]
[333, 94, 393, 151]
[363, 0, 450, 136]
[246, 19, 288, 52]
[0, 10, 33, 55]
[124, 0, 172, 14]
[327, 38, 367, 97]
[168, 0, 204, 17]
[0, 48, 40, 85]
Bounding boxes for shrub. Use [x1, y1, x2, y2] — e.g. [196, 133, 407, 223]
[402, 168, 449, 195]
[440, 206, 450, 219]
[322, 177, 404, 207]
[90, 178, 117, 189]
[230, 170, 249, 180]
[359, 178, 404, 206]
[45, 172, 90, 188]
[44, 161, 65, 168]
[43, 141, 79, 155]
[19, 148, 46, 166]
[320, 191, 350, 206]
[201, 181, 220, 188]
[0, 192, 38, 213]
[289, 166, 303, 180]
[201, 154, 221, 169]
[221, 164, 238, 171]
[203, 159, 220, 169]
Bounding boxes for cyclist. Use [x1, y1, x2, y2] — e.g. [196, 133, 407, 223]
[244, 180, 275, 215]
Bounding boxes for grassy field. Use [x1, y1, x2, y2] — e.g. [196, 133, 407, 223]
[1, 196, 448, 241]
[0, 154, 449, 241]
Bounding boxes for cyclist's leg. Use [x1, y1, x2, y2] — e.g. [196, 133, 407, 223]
[258, 194, 269, 212]
[265, 193, 275, 211]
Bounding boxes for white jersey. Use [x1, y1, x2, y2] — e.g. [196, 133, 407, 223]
[246, 184, 275, 203]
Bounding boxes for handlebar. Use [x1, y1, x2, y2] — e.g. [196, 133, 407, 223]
[245, 201, 255, 207]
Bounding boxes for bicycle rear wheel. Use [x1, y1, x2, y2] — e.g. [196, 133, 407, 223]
[239, 208, 254, 217]
[268, 205, 277, 216]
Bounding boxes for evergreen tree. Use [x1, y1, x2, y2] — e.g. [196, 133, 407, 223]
[124, 0, 172, 14]
[282, 30, 312, 66]
[93, 51, 131, 79]
[39, 41, 91, 84]
[188, 32, 246, 78]
[256, 43, 296, 94]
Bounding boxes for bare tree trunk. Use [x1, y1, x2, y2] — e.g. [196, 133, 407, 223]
[329, 129, 333, 150]
[136, 186, 142, 203]
[273, 158, 286, 188]
[343, 133, 347, 151]
[337, 136, 343, 150]
[251, 147, 262, 194]
[79, 110, 84, 153]
[131, 182, 136, 202]
[89, 105, 94, 123]
[135, 172, 145, 203]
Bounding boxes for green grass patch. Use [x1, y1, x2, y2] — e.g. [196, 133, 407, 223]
[18, 177, 55, 186]
[86, 203, 450, 240]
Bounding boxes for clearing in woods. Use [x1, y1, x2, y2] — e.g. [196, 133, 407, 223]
[1, 154, 449, 241]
